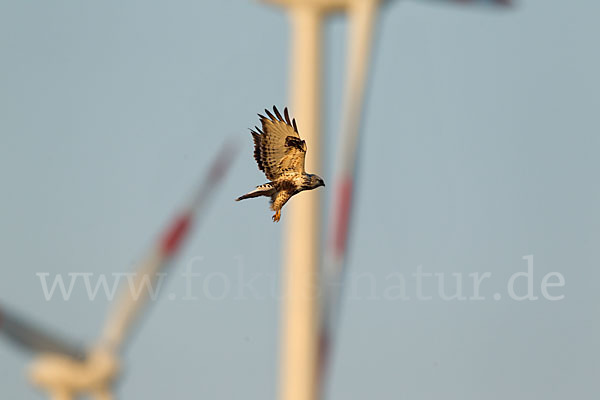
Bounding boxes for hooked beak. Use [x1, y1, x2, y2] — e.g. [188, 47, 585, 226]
[320, 180, 326, 188]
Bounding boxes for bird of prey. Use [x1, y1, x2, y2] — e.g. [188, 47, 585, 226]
[236, 106, 325, 222]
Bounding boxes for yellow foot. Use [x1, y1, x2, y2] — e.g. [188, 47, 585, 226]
[272, 210, 281, 222]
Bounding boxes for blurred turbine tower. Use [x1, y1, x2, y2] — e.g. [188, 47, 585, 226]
[263, 1, 381, 400]
[265, 1, 511, 400]
[0, 141, 238, 400]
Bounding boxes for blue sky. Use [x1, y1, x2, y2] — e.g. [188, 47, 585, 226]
[1, 0, 598, 399]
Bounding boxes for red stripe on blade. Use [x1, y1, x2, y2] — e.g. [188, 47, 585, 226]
[161, 214, 192, 256]
[317, 332, 330, 388]
[333, 177, 353, 257]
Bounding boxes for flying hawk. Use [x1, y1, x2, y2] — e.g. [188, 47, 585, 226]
[236, 106, 325, 222]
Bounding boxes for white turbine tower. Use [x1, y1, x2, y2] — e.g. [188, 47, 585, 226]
[263, 2, 381, 400]
[0, 141, 238, 400]
[265, 1, 512, 400]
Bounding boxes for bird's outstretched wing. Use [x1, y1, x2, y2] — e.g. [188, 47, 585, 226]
[251, 106, 307, 180]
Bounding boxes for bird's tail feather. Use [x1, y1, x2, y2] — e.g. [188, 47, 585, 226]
[235, 183, 274, 201]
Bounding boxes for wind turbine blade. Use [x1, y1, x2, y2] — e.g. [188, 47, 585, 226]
[98, 140, 239, 353]
[0, 305, 86, 360]
[319, 0, 379, 391]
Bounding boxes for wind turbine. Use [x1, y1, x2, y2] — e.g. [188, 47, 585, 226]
[265, 1, 511, 400]
[0, 141, 238, 400]
[262, 2, 381, 400]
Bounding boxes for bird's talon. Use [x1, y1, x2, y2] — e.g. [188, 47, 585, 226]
[272, 210, 281, 222]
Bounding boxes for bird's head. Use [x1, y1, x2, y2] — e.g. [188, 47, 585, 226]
[307, 174, 325, 189]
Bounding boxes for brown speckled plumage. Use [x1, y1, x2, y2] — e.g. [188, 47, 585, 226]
[236, 106, 325, 222]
